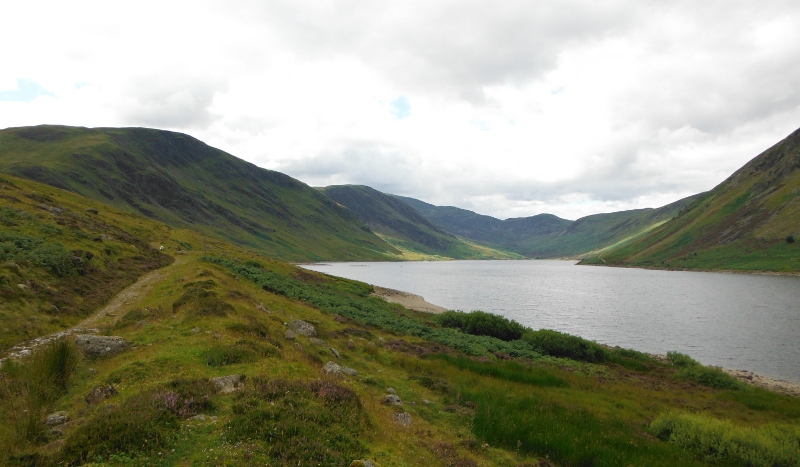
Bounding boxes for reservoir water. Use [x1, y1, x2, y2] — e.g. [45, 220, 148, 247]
[302, 260, 800, 384]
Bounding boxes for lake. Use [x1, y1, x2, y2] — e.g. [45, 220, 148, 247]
[302, 260, 800, 383]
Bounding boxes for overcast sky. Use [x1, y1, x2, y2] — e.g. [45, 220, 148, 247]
[2, 1, 800, 220]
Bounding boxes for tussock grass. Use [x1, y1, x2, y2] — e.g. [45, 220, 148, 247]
[522, 329, 608, 362]
[649, 410, 800, 466]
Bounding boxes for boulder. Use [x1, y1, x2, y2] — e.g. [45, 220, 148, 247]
[384, 394, 402, 406]
[288, 319, 316, 337]
[75, 335, 128, 358]
[285, 330, 297, 340]
[323, 361, 342, 375]
[393, 412, 412, 427]
[330, 347, 341, 358]
[387, 387, 397, 395]
[309, 337, 326, 346]
[210, 374, 246, 394]
[86, 385, 118, 404]
[342, 367, 358, 376]
[45, 412, 68, 427]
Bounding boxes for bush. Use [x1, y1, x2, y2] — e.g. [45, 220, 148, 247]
[667, 352, 741, 390]
[437, 310, 526, 342]
[173, 286, 234, 317]
[649, 410, 800, 466]
[521, 329, 607, 362]
[205, 343, 257, 366]
[787, 235, 795, 244]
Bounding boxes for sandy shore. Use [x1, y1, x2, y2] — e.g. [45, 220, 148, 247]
[371, 286, 448, 314]
[723, 369, 800, 397]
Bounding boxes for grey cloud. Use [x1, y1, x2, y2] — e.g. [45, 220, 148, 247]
[121, 75, 227, 129]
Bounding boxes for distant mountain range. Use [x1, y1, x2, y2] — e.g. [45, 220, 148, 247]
[1, 124, 797, 271]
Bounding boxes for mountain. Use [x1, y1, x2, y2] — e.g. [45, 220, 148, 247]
[0, 125, 398, 261]
[395, 194, 698, 258]
[320, 185, 521, 259]
[592, 127, 800, 272]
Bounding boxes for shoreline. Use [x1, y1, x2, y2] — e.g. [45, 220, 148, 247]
[371, 286, 448, 314]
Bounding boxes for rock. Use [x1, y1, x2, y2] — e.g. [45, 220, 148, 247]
[188, 414, 207, 422]
[211, 374, 245, 394]
[323, 361, 342, 375]
[87, 368, 97, 375]
[422, 399, 431, 405]
[285, 330, 297, 340]
[347, 339, 355, 349]
[288, 319, 316, 337]
[256, 303, 268, 312]
[309, 337, 326, 346]
[45, 412, 68, 427]
[75, 335, 128, 358]
[384, 394, 402, 406]
[387, 387, 397, 395]
[17, 283, 27, 290]
[191, 327, 200, 334]
[87, 208, 98, 214]
[342, 367, 358, 376]
[368, 341, 376, 347]
[134, 320, 148, 329]
[378, 337, 385, 343]
[349, 460, 376, 467]
[330, 347, 341, 358]
[393, 412, 412, 427]
[86, 385, 118, 404]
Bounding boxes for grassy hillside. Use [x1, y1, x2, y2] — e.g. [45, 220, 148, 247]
[0, 125, 398, 262]
[321, 185, 521, 260]
[591, 127, 800, 272]
[1, 184, 799, 467]
[0, 174, 172, 351]
[396, 195, 698, 258]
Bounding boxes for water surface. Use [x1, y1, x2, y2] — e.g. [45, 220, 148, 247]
[303, 260, 800, 383]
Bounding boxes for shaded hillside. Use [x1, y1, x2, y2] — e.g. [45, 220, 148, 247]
[0, 173, 172, 351]
[594, 127, 800, 272]
[396, 195, 697, 258]
[0, 125, 397, 261]
[321, 185, 520, 259]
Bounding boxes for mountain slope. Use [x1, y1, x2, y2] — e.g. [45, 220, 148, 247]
[395, 194, 698, 258]
[0, 125, 397, 261]
[320, 185, 520, 259]
[594, 127, 800, 272]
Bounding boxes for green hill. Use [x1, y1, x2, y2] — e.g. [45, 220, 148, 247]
[590, 127, 800, 272]
[0, 125, 397, 262]
[320, 185, 521, 259]
[395, 194, 698, 258]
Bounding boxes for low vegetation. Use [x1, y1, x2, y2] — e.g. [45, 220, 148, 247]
[0, 174, 798, 466]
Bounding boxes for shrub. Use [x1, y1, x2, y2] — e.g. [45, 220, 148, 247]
[437, 310, 526, 342]
[667, 352, 741, 389]
[205, 343, 257, 366]
[521, 329, 607, 362]
[173, 287, 233, 317]
[649, 410, 800, 466]
[787, 235, 795, 244]
[226, 378, 369, 466]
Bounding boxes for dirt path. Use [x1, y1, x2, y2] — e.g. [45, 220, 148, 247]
[1, 259, 180, 363]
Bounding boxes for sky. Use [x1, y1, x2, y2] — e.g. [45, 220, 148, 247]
[2, 1, 800, 220]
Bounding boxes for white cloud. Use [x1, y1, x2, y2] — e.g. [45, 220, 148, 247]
[1, 0, 799, 220]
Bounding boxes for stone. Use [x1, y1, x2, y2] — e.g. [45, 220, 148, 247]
[342, 367, 358, 376]
[75, 335, 128, 358]
[387, 387, 397, 395]
[349, 460, 376, 467]
[330, 347, 341, 358]
[211, 374, 245, 394]
[45, 411, 68, 427]
[188, 414, 207, 422]
[393, 411, 412, 427]
[347, 339, 356, 349]
[285, 330, 296, 340]
[191, 327, 200, 334]
[384, 394, 402, 406]
[309, 337, 325, 346]
[288, 319, 316, 337]
[368, 341, 376, 347]
[378, 337, 385, 343]
[323, 361, 342, 375]
[422, 399, 431, 405]
[86, 385, 118, 404]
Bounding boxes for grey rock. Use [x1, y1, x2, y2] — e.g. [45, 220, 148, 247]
[384, 394, 402, 406]
[188, 414, 207, 421]
[288, 319, 316, 337]
[285, 330, 297, 340]
[368, 341, 376, 347]
[45, 411, 68, 427]
[330, 347, 341, 358]
[211, 374, 245, 394]
[349, 460, 376, 467]
[347, 339, 355, 349]
[309, 337, 325, 346]
[75, 335, 128, 358]
[378, 337, 385, 343]
[323, 361, 342, 375]
[422, 399, 432, 405]
[393, 411, 412, 427]
[387, 387, 397, 395]
[86, 385, 118, 404]
[191, 327, 200, 333]
[342, 367, 358, 376]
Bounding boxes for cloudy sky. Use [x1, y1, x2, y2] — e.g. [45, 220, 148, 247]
[2, 1, 800, 220]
